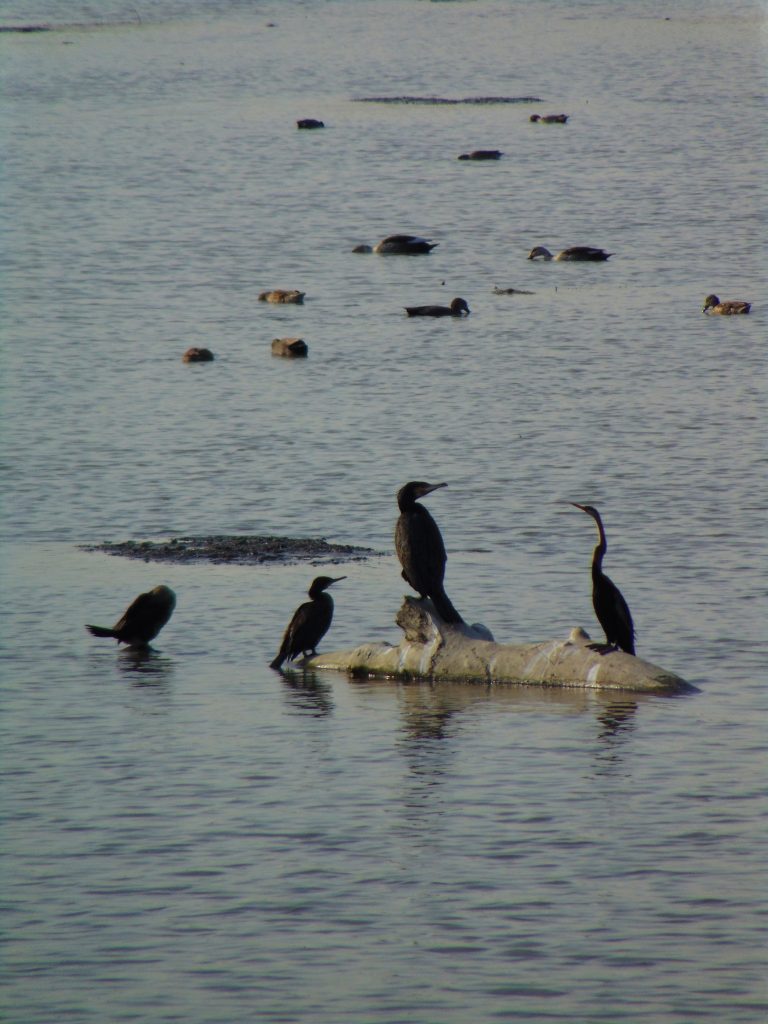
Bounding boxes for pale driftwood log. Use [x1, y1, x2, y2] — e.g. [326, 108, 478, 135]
[306, 597, 693, 693]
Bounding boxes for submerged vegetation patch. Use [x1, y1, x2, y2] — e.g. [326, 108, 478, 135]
[81, 535, 379, 566]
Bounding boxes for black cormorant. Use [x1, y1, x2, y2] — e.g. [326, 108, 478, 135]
[405, 298, 471, 318]
[86, 585, 176, 647]
[270, 576, 345, 669]
[570, 503, 635, 655]
[395, 481, 463, 624]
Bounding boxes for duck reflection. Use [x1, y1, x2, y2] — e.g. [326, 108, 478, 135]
[278, 668, 335, 717]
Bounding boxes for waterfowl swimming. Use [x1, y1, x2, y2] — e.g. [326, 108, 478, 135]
[258, 289, 305, 304]
[182, 347, 214, 362]
[86, 585, 176, 648]
[405, 297, 470, 318]
[530, 113, 569, 123]
[528, 246, 612, 262]
[353, 234, 438, 255]
[297, 118, 324, 129]
[702, 294, 751, 315]
[458, 150, 503, 160]
[492, 286, 535, 295]
[271, 337, 308, 357]
[270, 576, 345, 669]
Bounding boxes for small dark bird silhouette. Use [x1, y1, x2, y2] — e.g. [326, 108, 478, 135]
[571, 503, 635, 655]
[528, 245, 612, 261]
[270, 576, 345, 669]
[405, 297, 471, 318]
[86, 585, 176, 647]
[395, 481, 463, 624]
[352, 234, 438, 255]
[458, 149, 504, 160]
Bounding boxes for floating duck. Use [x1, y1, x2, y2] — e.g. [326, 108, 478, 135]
[492, 286, 535, 295]
[271, 337, 308, 357]
[528, 246, 612, 262]
[405, 297, 470, 318]
[353, 234, 438, 255]
[458, 149, 503, 160]
[258, 289, 305, 304]
[529, 113, 569, 123]
[702, 294, 751, 315]
[296, 118, 324, 129]
[182, 347, 214, 362]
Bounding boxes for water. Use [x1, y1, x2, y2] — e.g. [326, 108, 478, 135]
[1, 1, 766, 1021]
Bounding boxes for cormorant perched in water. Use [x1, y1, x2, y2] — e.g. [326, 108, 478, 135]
[86, 585, 176, 647]
[395, 481, 463, 624]
[270, 576, 345, 669]
[570, 504, 635, 655]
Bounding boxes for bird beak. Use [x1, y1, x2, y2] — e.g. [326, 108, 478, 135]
[423, 482, 447, 496]
[570, 502, 588, 513]
[331, 576, 346, 584]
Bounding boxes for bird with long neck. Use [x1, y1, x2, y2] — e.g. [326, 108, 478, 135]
[395, 481, 463, 624]
[571, 503, 635, 655]
[270, 576, 345, 669]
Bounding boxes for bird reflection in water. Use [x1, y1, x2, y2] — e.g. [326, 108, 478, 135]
[278, 668, 335, 717]
[116, 645, 175, 687]
[592, 697, 639, 774]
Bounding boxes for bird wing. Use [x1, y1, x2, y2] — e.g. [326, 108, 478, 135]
[112, 591, 157, 633]
[396, 508, 447, 594]
[598, 575, 635, 652]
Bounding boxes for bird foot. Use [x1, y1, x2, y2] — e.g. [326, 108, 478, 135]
[586, 642, 619, 657]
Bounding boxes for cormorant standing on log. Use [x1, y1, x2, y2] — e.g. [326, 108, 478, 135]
[571, 503, 635, 655]
[395, 481, 463, 624]
[86, 585, 176, 647]
[270, 576, 345, 669]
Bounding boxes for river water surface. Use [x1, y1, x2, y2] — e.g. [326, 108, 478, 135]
[1, 1, 766, 1022]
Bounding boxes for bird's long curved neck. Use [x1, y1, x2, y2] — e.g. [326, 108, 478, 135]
[591, 517, 607, 574]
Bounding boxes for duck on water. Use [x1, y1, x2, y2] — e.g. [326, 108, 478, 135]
[702, 294, 751, 315]
[353, 234, 438, 255]
[405, 297, 470, 318]
[528, 246, 612, 261]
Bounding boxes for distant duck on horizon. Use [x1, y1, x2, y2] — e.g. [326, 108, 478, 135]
[353, 234, 438, 255]
[405, 297, 470, 317]
[528, 245, 612, 262]
[458, 149, 503, 160]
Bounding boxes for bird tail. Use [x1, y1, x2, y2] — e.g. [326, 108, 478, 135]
[431, 588, 464, 625]
[270, 643, 289, 670]
[86, 624, 118, 638]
